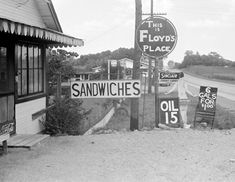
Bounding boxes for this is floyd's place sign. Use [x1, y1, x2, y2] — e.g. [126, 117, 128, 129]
[136, 16, 177, 58]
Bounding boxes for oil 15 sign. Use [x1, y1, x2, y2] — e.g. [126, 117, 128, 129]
[159, 97, 180, 127]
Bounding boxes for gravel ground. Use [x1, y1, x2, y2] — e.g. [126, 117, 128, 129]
[1, 128, 235, 182]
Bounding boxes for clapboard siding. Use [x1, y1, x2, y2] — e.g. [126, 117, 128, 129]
[15, 97, 46, 134]
[0, 0, 45, 28]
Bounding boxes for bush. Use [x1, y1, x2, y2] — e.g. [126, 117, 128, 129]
[41, 96, 91, 135]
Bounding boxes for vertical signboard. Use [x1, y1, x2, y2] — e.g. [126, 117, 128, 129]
[194, 86, 218, 128]
[159, 97, 180, 127]
[198, 86, 218, 113]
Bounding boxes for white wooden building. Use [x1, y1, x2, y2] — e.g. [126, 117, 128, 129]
[0, 0, 83, 138]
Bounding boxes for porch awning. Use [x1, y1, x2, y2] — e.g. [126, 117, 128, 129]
[0, 18, 84, 48]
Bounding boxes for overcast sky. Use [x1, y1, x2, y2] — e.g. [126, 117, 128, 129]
[53, 0, 235, 63]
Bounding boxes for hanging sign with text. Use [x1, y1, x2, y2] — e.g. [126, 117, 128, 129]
[71, 80, 141, 98]
[198, 86, 218, 113]
[136, 16, 177, 58]
[159, 97, 180, 127]
[159, 71, 180, 80]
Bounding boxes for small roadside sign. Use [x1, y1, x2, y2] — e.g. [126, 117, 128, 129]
[110, 60, 117, 67]
[71, 80, 141, 98]
[159, 72, 180, 80]
[194, 86, 218, 128]
[159, 97, 180, 127]
[198, 86, 218, 113]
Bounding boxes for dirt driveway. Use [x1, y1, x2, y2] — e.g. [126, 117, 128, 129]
[1, 129, 235, 182]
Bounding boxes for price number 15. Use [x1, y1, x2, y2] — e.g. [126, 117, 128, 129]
[165, 112, 178, 124]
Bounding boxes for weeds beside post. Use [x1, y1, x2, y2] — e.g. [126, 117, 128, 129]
[56, 73, 62, 101]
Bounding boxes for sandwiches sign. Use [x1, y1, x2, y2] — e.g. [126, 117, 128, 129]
[71, 80, 141, 98]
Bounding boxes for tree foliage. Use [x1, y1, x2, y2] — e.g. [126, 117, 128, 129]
[48, 49, 77, 84]
[78, 48, 135, 68]
[178, 50, 235, 68]
[78, 50, 111, 69]
[110, 48, 135, 60]
[42, 96, 91, 135]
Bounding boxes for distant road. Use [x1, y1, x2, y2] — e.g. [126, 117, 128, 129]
[184, 73, 235, 111]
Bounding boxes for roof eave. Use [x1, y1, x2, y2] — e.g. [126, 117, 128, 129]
[0, 18, 84, 47]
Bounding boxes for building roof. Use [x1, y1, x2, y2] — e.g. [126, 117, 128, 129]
[0, 0, 84, 47]
[35, 0, 63, 32]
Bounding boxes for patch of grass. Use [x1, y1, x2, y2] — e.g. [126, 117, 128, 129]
[93, 92, 235, 133]
[185, 94, 235, 129]
[183, 65, 235, 84]
[102, 99, 131, 131]
[79, 98, 114, 134]
[213, 74, 235, 81]
[42, 97, 90, 136]
[214, 106, 235, 129]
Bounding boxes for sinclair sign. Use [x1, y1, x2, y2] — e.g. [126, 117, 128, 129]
[136, 16, 177, 58]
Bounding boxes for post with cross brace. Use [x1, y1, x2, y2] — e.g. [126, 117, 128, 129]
[135, 0, 178, 127]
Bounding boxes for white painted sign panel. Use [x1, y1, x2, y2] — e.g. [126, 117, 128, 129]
[71, 80, 141, 98]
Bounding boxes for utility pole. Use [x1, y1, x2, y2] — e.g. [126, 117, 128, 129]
[150, 0, 160, 128]
[108, 60, 110, 80]
[147, 58, 152, 94]
[155, 58, 160, 127]
[147, 0, 154, 94]
[117, 60, 120, 80]
[151, 0, 153, 15]
[130, 0, 142, 131]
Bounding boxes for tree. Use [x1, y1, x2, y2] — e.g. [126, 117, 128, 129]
[185, 50, 194, 56]
[179, 50, 233, 68]
[48, 49, 76, 85]
[48, 49, 77, 98]
[78, 48, 134, 70]
[110, 48, 135, 60]
[208, 52, 223, 59]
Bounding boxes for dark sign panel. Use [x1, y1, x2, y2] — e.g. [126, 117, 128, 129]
[159, 72, 180, 80]
[136, 16, 177, 58]
[0, 120, 14, 136]
[0, 95, 15, 136]
[198, 86, 218, 113]
[159, 97, 180, 127]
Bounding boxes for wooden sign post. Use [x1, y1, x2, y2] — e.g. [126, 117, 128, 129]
[136, 15, 177, 127]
